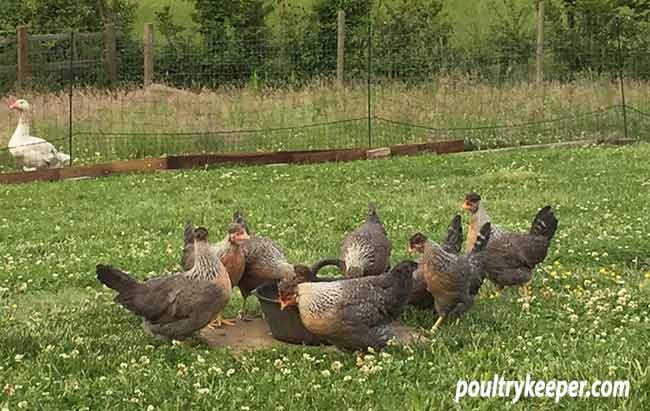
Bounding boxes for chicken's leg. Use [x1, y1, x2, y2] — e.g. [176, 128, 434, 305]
[430, 316, 444, 333]
[238, 296, 253, 321]
[519, 283, 530, 298]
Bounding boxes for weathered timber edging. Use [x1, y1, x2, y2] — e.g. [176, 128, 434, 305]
[0, 140, 464, 185]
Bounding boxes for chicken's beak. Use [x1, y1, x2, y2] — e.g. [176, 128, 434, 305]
[408, 246, 415, 254]
[279, 299, 290, 310]
[238, 232, 250, 242]
[9, 101, 17, 110]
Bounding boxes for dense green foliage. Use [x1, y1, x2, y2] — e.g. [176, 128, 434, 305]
[1, 145, 649, 409]
[0, 0, 136, 34]
[1, 0, 650, 90]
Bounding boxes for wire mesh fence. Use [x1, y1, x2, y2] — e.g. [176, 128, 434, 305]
[1, 13, 649, 175]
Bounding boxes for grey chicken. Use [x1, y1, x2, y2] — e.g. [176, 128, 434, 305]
[97, 227, 231, 341]
[407, 213, 465, 308]
[462, 192, 558, 296]
[234, 210, 296, 319]
[182, 221, 250, 327]
[409, 216, 491, 333]
[277, 261, 413, 351]
[312, 203, 391, 278]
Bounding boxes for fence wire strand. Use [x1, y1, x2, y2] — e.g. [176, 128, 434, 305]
[0, 14, 648, 173]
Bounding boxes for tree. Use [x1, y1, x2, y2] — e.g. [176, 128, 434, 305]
[189, 0, 274, 82]
[1, 0, 137, 34]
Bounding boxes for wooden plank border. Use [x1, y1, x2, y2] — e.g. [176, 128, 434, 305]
[6, 138, 600, 185]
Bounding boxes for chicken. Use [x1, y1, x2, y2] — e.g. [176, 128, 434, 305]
[278, 261, 413, 351]
[182, 221, 250, 327]
[462, 192, 558, 296]
[409, 216, 491, 333]
[8, 99, 70, 171]
[235, 210, 296, 320]
[96, 227, 231, 341]
[312, 203, 391, 278]
[407, 213, 465, 308]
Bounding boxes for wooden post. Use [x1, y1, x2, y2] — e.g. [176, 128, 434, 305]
[337, 10, 345, 88]
[104, 23, 117, 85]
[536, 0, 545, 84]
[16, 26, 29, 89]
[143, 23, 154, 87]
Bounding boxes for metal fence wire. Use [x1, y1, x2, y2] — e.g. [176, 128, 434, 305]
[0, 14, 649, 174]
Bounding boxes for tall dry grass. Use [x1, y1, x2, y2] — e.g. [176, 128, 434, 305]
[2, 76, 649, 170]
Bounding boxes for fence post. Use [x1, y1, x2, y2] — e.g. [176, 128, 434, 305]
[535, 0, 545, 84]
[366, 6, 372, 149]
[143, 23, 154, 87]
[68, 31, 74, 166]
[104, 23, 117, 85]
[16, 26, 29, 90]
[615, 17, 628, 140]
[337, 10, 345, 88]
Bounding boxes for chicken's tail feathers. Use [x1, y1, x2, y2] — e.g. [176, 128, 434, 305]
[232, 209, 251, 235]
[310, 258, 345, 275]
[183, 221, 195, 246]
[442, 214, 463, 254]
[96, 264, 139, 293]
[470, 222, 492, 254]
[530, 206, 558, 240]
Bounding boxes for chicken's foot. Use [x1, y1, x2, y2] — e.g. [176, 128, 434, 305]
[207, 314, 236, 330]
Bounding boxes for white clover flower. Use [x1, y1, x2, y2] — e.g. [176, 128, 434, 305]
[274, 359, 284, 369]
[321, 370, 331, 377]
[226, 368, 235, 377]
[330, 361, 343, 371]
[197, 388, 210, 395]
[343, 375, 352, 382]
[14, 354, 24, 362]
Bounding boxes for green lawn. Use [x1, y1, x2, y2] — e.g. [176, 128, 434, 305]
[132, 0, 535, 48]
[1, 144, 649, 409]
[133, 0, 197, 40]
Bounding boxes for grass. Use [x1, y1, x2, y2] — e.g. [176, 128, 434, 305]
[133, 0, 198, 40]
[1, 143, 650, 409]
[131, 0, 535, 49]
[2, 77, 649, 172]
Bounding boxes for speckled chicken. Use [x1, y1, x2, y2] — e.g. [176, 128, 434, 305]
[462, 192, 558, 296]
[277, 261, 413, 351]
[182, 221, 250, 327]
[409, 216, 491, 332]
[97, 227, 231, 341]
[407, 213, 465, 308]
[235, 210, 296, 319]
[313, 203, 391, 278]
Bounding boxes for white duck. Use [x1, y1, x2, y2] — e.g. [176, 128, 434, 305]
[8, 99, 70, 171]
